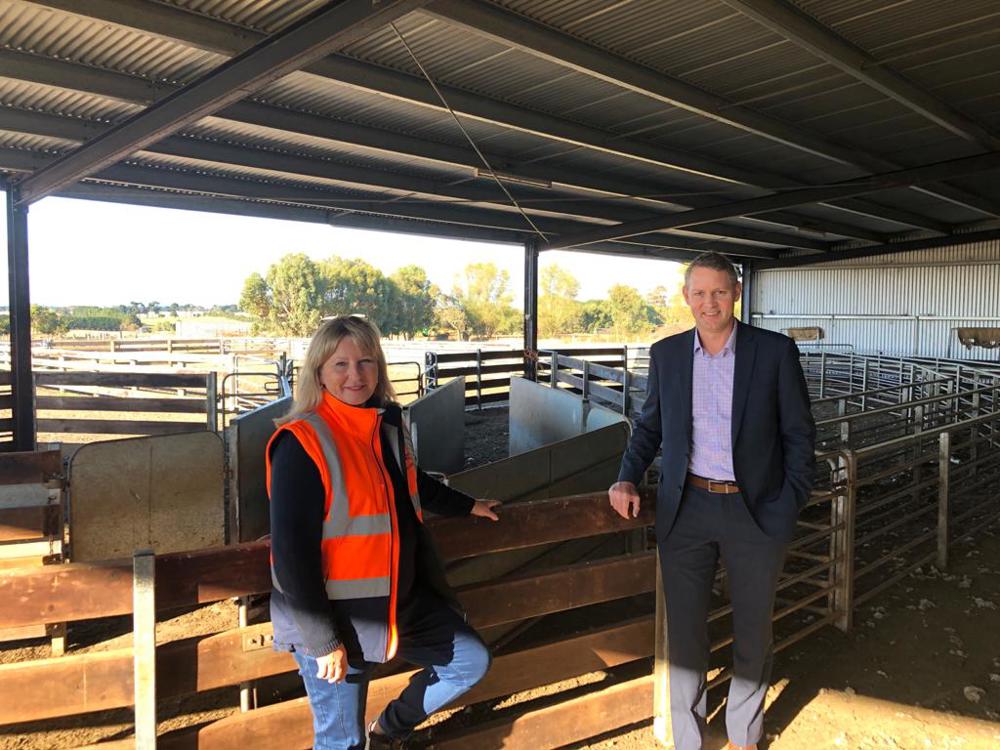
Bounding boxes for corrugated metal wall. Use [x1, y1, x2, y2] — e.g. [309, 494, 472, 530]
[751, 239, 1000, 359]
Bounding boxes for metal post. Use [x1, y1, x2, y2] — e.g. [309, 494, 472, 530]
[740, 260, 752, 324]
[476, 349, 483, 411]
[523, 239, 539, 381]
[819, 351, 827, 398]
[861, 358, 869, 411]
[581, 359, 591, 401]
[653, 548, 672, 746]
[205, 372, 218, 432]
[5, 184, 35, 450]
[238, 597, 255, 712]
[550, 351, 559, 388]
[833, 452, 856, 632]
[133, 549, 157, 749]
[937, 431, 951, 570]
[622, 365, 631, 417]
[838, 398, 850, 446]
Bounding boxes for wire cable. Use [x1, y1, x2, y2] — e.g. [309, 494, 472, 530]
[389, 21, 549, 243]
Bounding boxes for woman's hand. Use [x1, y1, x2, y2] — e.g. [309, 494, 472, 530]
[470, 499, 502, 521]
[315, 644, 349, 684]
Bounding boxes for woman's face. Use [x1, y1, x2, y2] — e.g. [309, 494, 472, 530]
[319, 336, 379, 407]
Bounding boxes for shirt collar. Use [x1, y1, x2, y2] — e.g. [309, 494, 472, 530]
[693, 322, 738, 357]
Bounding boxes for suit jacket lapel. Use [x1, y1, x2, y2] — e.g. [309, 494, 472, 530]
[732, 321, 756, 446]
[680, 328, 695, 440]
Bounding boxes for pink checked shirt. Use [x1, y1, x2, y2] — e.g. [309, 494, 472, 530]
[689, 324, 737, 481]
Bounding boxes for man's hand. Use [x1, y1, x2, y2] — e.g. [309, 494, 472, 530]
[316, 645, 348, 684]
[470, 499, 502, 521]
[608, 481, 641, 519]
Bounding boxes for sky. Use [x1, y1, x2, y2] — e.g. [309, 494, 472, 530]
[0, 194, 684, 308]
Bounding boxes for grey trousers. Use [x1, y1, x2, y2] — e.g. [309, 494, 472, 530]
[659, 485, 787, 750]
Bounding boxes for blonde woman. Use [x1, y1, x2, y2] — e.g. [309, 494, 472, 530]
[267, 316, 500, 750]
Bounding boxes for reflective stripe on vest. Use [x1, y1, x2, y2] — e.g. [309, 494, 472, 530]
[300, 413, 422, 601]
[302, 413, 393, 542]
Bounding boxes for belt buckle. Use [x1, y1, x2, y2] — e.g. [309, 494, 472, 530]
[708, 479, 725, 493]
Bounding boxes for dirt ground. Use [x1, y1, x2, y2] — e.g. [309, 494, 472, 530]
[575, 524, 1000, 750]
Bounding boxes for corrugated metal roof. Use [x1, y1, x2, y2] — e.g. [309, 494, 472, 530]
[167, 0, 329, 34]
[0, 0, 995, 263]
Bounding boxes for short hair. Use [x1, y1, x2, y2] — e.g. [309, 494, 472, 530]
[276, 315, 396, 425]
[684, 252, 740, 288]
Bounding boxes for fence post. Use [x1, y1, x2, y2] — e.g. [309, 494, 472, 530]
[837, 398, 850, 446]
[206, 372, 219, 432]
[476, 349, 483, 411]
[133, 549, 157, 749]
[581, 359, 591, 402]
[832, 452, 856, 632]
[938, 431, 951, 570]
[653, 548, 672, 746]
[819, 351, 827, 398]
[550, 351, 559, 388]
[622, 366, 631, 417]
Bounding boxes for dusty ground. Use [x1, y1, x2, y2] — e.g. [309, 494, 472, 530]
[575, 524, 1000, 750]
[463, 406, 510, 468]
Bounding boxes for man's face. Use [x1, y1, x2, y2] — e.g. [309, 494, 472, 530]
[682, 266, 741, 335]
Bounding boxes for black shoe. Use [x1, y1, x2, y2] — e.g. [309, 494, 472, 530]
[366, 720, 405, 750]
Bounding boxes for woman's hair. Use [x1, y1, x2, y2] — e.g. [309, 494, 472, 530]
[276, 315, 396, 425]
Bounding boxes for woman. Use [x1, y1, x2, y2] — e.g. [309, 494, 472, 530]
[267, 316, 500, 750]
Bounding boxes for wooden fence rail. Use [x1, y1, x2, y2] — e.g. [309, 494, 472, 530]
[0, 491, 657, 748]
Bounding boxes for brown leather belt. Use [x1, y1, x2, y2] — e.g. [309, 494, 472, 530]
[686, 473, 741, 494]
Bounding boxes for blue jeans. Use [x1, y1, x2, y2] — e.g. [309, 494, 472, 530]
[292, 602, 491, 750]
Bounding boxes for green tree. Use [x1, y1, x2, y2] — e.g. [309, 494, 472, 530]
[453, 263, 516, 339]
[538, 264, 582, 338]
[433, 293, 471, 340]
[265, 253, 325, 335]
[390, 265, 437, 339]
[322, 257, 401, 334]
[608, 284, 658, 339]
[31, 305, 67, 335]
[579, 300, 613, 333]
[650, 285, 692, 330]
[239, 272, 271, 322]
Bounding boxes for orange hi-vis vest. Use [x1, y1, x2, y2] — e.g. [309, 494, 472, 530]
[265, 391, 422, 661]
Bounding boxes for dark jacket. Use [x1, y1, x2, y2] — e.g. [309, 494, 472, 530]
[618, 322, 816, 542]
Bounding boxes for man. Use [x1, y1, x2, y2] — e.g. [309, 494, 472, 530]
[609, 252, 815, 750]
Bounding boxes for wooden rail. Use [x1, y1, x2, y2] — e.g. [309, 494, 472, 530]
[0, 490, 657, 749]
[425, 348, 626, 408]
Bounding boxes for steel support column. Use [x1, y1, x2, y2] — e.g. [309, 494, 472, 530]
[523, 239, 539, 382]
[5, 184, 35, 450]
[740, 260, 753, 325]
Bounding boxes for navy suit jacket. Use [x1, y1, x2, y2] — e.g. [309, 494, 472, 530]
[618, 321, 816, 542]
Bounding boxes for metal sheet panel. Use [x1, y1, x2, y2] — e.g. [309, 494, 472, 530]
[449, 422, 628, 502]
[509, 376, 626, 455]
[406, 376, 465, 474]
[68, 432, 224, 562]
[228, 395, 291, 543]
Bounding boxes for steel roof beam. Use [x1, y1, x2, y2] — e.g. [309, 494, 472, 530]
[7, 15, 928, 239]
[720, 0, 1000, 152]
[545, 151, 1000, 250]
[13, 0, 429, 205]
[0, 146, 780, 258]
[424, 0, 994, 223]
[0, 106, 827, 252]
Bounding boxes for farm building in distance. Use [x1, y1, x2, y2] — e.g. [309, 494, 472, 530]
[1, 1, 999, 748]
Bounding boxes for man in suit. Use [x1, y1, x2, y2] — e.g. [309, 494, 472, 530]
[609, 252, 815, 750]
